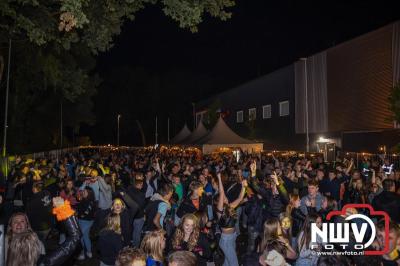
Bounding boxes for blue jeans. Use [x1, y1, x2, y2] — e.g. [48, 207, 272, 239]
[235, 207, 242, 235]
[219, 232, 238, 266]
[78, 219, 94, 253]
[132, 217, 144, 248]
[207, 205, 214, 221]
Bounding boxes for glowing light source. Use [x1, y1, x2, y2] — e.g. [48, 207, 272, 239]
[317, 136, 329, 143]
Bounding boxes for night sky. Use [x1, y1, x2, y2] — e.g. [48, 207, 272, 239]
[88, 0, 400, 146]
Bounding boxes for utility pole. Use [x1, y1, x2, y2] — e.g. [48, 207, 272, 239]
[2, 38, 11, 158]
[192, 103, 196, 129]
[117, 114, 121, 146]
[167, 117, 170, 142]
[155, 116, 158, 145]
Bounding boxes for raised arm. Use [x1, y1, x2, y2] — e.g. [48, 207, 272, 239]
[154, 157, 161, 173]
[119, 191, 139, 217]
[42, 197, 81, 266]
[345, 158, 354, 176]
[250, 160, 257, 178]
[229, 180, 247, 209]
[98, 176, 111, 193]
[371, 168, 376, 184]
[216, 173, 225, 214]
[304, 160, 311, 171]
[273, 156, 280, 168]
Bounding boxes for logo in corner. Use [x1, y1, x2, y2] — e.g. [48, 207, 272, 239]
[311, 204, 390, 256]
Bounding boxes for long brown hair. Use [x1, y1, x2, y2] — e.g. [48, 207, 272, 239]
[103, 213, 121, 234]
[140, 229, 165, 262]
[260, 218, 281, 252]
[298, 213, 320, 252]
[7, 231, 41, 266]
[172, 214, 200, 251]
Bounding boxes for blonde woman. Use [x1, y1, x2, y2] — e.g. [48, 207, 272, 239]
[171, 214, 211, 266]
[98, 213, 124, 266]
[7, 197, 80, 266]
[6, 230, 42, 266]
[140, 229, 166, 266]
[100, 197, 133, 247]
[5, 212, 45, 263]
[110, 197, 133, 247]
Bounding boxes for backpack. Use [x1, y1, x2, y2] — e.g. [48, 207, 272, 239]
[144, 200, 163, 232]
[144, 199, 173, 234]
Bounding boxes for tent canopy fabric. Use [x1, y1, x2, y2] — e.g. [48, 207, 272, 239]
[195, 117, 263, 154]
[179, 121, 208, 144]
[169, 124, 191, 144]
[196, 117, 253, 145]
[202, 143, 263, 154]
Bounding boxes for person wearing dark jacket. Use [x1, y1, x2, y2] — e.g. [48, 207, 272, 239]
[107, 197, 135, 247]
[176, 181, 209, 219]
[318, 196, 338, 222]
[76, 186, 96, 260]
[127, 178, 146, 248]
[42, 197, 81, 266]
[250, 173, 289, 219]
[7, 197, 81, 266]
[319, 169, 349, 202]
[115, 185, 140, 221]
[26, 182, 53, 242]
[372, 179, 400, 223]
[286, 194, 306, 242]
[142, 170, 158, 199]
[244, 192, 266, 254]
[143, 183, 174, 232]
[97, 213, 123, 266]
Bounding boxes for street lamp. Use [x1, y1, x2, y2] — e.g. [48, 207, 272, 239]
[117, 114, 121, 146]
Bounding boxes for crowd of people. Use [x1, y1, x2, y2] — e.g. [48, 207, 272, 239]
[0, 147, 400, 266]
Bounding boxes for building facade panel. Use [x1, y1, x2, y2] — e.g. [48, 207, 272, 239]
[295, 52, 328, 134]
[196, 65, 296, 148]
[327, 24, 393, 131]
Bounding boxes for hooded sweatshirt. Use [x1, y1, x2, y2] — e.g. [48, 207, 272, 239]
[98, 176, 112, 210]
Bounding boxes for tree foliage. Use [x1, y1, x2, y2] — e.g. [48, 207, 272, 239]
[0, 0, 235, 52]
[5, 42, 98, 153]
[0, 0, 235, 153]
